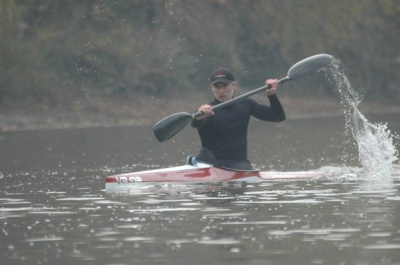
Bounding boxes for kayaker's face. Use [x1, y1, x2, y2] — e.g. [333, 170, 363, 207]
[211, 82, 237, 102]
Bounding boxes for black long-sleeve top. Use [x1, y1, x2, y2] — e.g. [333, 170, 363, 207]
[190, 94, 286, 162]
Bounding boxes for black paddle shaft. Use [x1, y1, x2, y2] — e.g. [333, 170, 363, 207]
[192, 77, 290, 119]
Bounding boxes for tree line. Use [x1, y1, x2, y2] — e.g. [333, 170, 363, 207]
[1, 0, 399, 105]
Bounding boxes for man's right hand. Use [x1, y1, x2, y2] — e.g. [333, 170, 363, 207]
[196, 104, 214, 120]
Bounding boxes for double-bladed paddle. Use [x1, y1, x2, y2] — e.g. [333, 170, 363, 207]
[153, 53, 334, 142]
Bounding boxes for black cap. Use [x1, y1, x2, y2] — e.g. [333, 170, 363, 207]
[210, 68, 235, 85]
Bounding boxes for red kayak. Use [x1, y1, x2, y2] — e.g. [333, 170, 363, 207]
[105, 161, 320, 192]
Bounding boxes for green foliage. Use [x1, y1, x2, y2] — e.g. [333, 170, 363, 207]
[0, 0, 399, 104]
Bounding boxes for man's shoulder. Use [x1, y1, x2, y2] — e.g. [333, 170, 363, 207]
[209, 99, 219, 106]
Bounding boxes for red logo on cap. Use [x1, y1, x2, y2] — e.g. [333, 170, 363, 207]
[214, 70, 225, 78]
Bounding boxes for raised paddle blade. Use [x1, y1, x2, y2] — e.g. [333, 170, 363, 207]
[153, 112, 193, 142]
[287, 54, 333, 80]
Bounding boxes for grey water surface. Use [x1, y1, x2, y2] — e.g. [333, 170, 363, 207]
[1, 113, 400, 265]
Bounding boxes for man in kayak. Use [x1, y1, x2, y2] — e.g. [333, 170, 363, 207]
[190, 68, 286, 170]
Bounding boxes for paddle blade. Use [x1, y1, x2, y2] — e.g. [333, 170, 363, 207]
[153, 112, 193, 142]
[287, 54, 333, 80]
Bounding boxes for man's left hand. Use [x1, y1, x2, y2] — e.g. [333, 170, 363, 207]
[265, 79, 279, 96]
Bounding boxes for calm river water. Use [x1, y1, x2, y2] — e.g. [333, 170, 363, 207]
[1, 111, 400, 265]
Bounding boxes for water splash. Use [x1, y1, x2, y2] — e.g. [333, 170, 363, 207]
[325, 58, 398, 181]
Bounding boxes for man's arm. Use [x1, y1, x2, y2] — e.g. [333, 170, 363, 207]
[251, 94, 286, 122]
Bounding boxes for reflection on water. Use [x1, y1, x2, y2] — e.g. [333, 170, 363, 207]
[2, 171, 400, 265]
